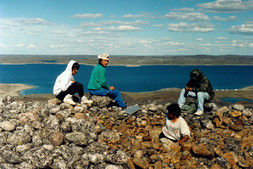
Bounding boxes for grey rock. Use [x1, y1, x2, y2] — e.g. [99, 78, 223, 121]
[65, 132, 88, 146]
[199, 118, 214, 130]
[2, 95, 14, 105]
[232, 104, 245, 111]
[21, 147, 53, 168]
[1, 150, 21, 164]
[90, 95, 113, 108]
[8, 131, 31, 145]
[0, 121, 16, 131]
[242, 109, 252, 117]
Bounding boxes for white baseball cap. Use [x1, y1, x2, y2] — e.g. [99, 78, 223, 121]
[98, 53, 109, 60]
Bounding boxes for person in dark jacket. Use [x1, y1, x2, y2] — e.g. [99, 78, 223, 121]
[178, 69, 214, 115]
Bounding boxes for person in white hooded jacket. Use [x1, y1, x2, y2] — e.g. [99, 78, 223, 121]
[53, 60, 92, 105]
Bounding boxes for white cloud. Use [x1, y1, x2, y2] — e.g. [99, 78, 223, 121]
[152, 24, 163, 28]
[229, 22, 253, 35]
[84, 31, 112, 35]
[52, 31, 65, 34]
[171, 8, 195, 12]
[17, 18, 51, 25]
[27, 44, 36, 48]
[16, 43, 25, 47]
[93, 25, 141, 32]
[99, 20, 149, 26]
[80, 22, 101, 27]
[197, 0, 253, 13]
[117, 25, 141, 31]
[213, 15, 238, 21]
[168, 22, 214, 32]
[121, 12, 156, 19]
[122, 14, 145, 18]
[71, 13, 103, 19]
[165, 12, 209, 21]
[217, 37, 229, 40]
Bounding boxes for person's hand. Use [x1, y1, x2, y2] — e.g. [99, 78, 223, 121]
[177, 135, 189, 145]
[185, 86, 192, 91]
[72, 80, 75, 83]
[110, 86, 115, 90]
[177, 139, 184, 145]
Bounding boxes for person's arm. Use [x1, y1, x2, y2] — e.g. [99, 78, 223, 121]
[178, 117, 191, 144]
[100, 69, 110, 89]
[192, 76, 209, 92]
[177, 135, 189, 144]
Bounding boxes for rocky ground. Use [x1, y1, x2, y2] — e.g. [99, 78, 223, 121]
[0, 93, 252, 169]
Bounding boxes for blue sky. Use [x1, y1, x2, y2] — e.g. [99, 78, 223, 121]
[0, 0, 252, 55]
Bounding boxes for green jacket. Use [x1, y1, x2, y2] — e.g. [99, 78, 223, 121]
[88, 64, 110, 90]
[186, 70, 215, 100]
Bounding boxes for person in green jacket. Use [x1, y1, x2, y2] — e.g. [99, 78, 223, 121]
[178, 69, 214, 115]
[88, 53, 126, 108]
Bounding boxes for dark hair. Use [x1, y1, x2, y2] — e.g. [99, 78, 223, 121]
[166, 103, 181, 118]
[190, 69, 203, 80]
[98, 59, 103, 64]
[72, 62, 80, 70]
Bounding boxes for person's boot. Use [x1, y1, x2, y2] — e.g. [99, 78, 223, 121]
[81, 96, 93, 104]
[63, 94, 76, 105]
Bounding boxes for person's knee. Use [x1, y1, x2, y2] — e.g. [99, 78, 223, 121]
[197, 92, 207, 97]
[75, 82, 83, 88]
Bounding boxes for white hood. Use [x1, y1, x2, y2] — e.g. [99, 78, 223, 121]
[53, 60, 77, 95]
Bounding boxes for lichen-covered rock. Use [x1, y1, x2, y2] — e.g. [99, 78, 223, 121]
[65, 132, 88, 146]
[7, 131, 31, 145]
[0, 121, 16, 131]
[90, 95, 113, 108]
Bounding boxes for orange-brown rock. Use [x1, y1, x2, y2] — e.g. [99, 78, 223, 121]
[214, 147, 224, 157]
[73, 113, 85, 119]
[191, 145, 214, 158]
[214, 117, 222, 127]
[133, 158, 149, 169]
[154, 161, 162, 169]
[240, 135, 253, 149]
[223, 152, 238, 166]
[127, 159, 135, 169]
[181, 141, 192, 152]
[222, 117, 232, 125]
[115, 123, 128, 133]
[228, 111, 242, 117]
[210, 163, 222, 169]
[141, 141, 152, 149]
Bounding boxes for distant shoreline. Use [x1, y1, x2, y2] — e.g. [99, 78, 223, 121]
[0, 55, 252, 66]
[1, 83, 252, 103]
[0, 83, 34, 98]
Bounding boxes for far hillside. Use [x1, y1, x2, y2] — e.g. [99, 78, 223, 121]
[0, 54, 252, 65]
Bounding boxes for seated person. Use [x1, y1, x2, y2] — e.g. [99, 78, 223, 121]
[53, 60, 92, 105]
[160, 103, 190, 144]
[87, 53, 126, 108]
[178, 69, 214, 115]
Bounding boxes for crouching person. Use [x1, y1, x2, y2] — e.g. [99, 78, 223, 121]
[53, 60, 92, 105]
[160, 103, 190, 145]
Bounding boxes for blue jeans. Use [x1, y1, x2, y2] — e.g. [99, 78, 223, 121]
[88, 89, 126, 108]
[178, 88, 209, 111]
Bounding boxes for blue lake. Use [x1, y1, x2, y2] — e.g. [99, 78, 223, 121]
[0, 64, 252, 96]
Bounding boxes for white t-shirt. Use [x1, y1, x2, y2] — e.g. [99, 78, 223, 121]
[162, 116, 190, 141]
